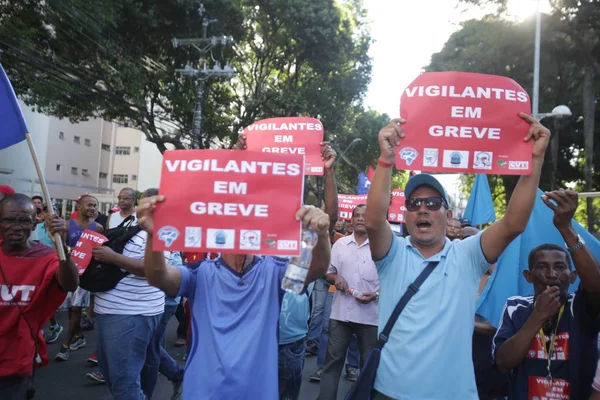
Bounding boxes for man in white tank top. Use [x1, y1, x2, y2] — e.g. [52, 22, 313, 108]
[107, 188, 137, 229]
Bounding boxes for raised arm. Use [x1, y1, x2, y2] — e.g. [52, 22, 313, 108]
[321, 143, 339, 235]
[366, 119, 405, 260]
[136, 195, 182, 297]
[543, 189, 600, 308]
[298, 205, 332, 284]
[481, 113, 551, 263]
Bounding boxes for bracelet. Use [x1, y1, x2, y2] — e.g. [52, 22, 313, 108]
[378, 158, 394, 168]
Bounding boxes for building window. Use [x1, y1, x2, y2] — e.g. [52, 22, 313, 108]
[115, 146, 131, 155]
[85, 139, 91, 146]
[112, 174, 128, 184]
[74, 136, 80, 144]
[56, 164, 61, 171]
[82, 169, 89, 176]
[59, 131, 65, 139]
[134, 147, 140, 153]
[131, 175, 137, 181]
[99, 172, 108, 179]
[101, 144, 110, 151]
[71, 167, 78, 175]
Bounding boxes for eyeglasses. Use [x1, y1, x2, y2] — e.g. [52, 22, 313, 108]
[406, 197, 447, 212]
[0, 217, 35, 227]
[117, 196, 133, 200]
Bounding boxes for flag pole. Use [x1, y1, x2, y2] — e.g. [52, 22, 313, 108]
[25, 132, 66, 261]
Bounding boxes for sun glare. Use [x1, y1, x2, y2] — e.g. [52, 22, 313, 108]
[504, 0, 553, 21]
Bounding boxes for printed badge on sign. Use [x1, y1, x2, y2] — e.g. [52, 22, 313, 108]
[473, 151, 493, 170]
[240, 230, 261, 251]
[206, 228, 235, 250]
[185, 227, 202, 248]
[442, 150, 469, 169]
[157, 226, 180, 248]
[399, 147, 419, 166]
[423, 148, 439, 167]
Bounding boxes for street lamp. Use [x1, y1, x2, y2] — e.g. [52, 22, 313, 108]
[537, 105, 572, 190]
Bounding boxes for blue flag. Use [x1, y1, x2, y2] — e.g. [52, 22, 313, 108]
[463, 174, 496, 225]
[0, 63, 28, 150]
[476, 189, 600, 327]
[357, 172, 370, 194]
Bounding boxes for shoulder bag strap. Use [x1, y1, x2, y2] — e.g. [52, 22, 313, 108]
[376, 261, 439, 349]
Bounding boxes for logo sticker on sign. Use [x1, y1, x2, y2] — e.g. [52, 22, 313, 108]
[240, 230, 261, 250]
[157, 226, 179, 248]
[207, 228, 235, 249]
[398, 72, 532, 175]
[185, 227, 202, 248]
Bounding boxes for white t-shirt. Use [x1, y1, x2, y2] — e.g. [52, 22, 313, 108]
[108, 211, 137, 229]
[94, 230, 169, 316]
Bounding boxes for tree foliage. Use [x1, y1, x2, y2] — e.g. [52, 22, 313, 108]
[0, 0, 373, 156]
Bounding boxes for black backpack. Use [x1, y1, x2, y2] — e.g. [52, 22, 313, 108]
[79, 215, 142, 292]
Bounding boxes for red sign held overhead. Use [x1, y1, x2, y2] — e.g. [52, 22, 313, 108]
[338, 194, 368, 220]
[72, 229, 108, 275]
[398, 72, 532, 175]
[387, 189, 406, 223]
[153, 150, 305, 256]
[244, 117, 325, 176]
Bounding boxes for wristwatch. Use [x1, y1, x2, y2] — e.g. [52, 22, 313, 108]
[567, 235, 585, 255]
[375, 291, 380, 301]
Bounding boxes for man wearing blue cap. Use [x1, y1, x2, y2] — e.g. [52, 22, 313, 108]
[365, 113, 550, 399]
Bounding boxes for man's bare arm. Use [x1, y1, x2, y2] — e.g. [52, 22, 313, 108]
[305, 231, 331, 284]
[144, 234, 182, 297]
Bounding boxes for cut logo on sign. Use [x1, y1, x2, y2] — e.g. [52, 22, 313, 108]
[509, 161, 529, 170]
[277, 240, 298, 250]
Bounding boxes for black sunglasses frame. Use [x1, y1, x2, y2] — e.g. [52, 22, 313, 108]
[405, 197, 448, 212]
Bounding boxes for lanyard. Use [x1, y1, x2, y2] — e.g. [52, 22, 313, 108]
[537, 304, 565, 382]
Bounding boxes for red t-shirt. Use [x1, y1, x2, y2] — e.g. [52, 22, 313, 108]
[0, 243, 67, 377]
[70, 211, 79, 220]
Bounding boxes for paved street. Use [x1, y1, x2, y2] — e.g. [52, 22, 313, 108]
[35, 311, 352, 399]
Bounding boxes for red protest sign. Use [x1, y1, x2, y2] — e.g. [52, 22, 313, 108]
[387, 189, 406, 223]
[338, 194, 368, 220]
[244, 117, 325, 176]
[72, 229, 108, 275]
[398, 72, 532, 175]
[153, 150, 305, 256]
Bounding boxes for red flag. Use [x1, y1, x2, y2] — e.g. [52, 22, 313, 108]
[367, 166, 376, 182]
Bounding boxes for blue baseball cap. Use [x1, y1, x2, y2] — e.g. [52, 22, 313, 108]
[404, 173, 450, 206]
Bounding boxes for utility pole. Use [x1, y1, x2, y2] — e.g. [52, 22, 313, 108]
[173, 4, 236, 149]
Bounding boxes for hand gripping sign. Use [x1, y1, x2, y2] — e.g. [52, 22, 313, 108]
[398, 72, 532, 175]
[387, 189, 406, 223]
[72, 229, 108, 275]
[244, 117, 325, 176]
[153, 150, 305, 256]
[338, 194, 368, 220]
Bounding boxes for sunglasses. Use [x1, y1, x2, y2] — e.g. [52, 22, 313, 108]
[406, 197, 447, 212]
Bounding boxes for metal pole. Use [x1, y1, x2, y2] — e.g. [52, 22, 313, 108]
[191, 79, 205, 149]
[550, 118, 559, 190]
[532, 0, 542, 117]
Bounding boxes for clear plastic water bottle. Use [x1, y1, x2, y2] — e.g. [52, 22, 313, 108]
[281, 229, 319, 294]
[348, 288, 363, 298]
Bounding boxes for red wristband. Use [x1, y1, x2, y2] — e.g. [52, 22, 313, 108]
[377, 158, 394, 168]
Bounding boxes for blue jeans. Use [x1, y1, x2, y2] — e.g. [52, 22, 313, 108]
[278, 339, 306, 400]
[97, 313, 161, 400]
[316, 292, 359, 370]
[159, 305, 184, 382]
[306, 279, 329, 347]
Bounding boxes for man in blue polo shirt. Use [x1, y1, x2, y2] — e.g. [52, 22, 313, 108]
[493, 189, 600, 400]
[365, 113, 550, 399]
[136, 197, 331, 400]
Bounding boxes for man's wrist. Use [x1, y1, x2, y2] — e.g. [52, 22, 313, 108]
[558, 225, 577, 242]
[377, 158, 394, 168]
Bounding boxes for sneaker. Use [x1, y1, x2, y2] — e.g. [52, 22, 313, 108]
[69, 336, 86, 351]
[45, 325, 63, 344]
[55, 345, 70, 361]
[81, 318, 95, 331]
[174, 338, 186, 347]
[87, 352, 98, 365]
[346, 368, 359, 382]
[86, 372, 106, 384]
[309, 368, 323, 382]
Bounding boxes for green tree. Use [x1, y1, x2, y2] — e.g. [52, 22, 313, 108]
[0, 0, 372, 153]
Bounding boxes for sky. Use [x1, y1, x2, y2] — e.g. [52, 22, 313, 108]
[361, 0, 551, 202]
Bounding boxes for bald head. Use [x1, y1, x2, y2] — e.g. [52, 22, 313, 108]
[462, 226, 480, 238]
[0, 194, 35, 218]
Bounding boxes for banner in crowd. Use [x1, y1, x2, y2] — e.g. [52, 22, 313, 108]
[154, 150, 305, 256]
[397, 72, 532, 175]
[72, 229, 108, 275]
[244, 117, 324, 176]
[387, 189, 406, 223]
[338, 194, 368, 220]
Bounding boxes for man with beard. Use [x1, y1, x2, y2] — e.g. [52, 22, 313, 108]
[493, 189, 600, 400]
[0, 194, 78, 399]
[55, 195, 103, 361]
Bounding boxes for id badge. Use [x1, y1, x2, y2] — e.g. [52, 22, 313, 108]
[528, 376, 570, 399]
